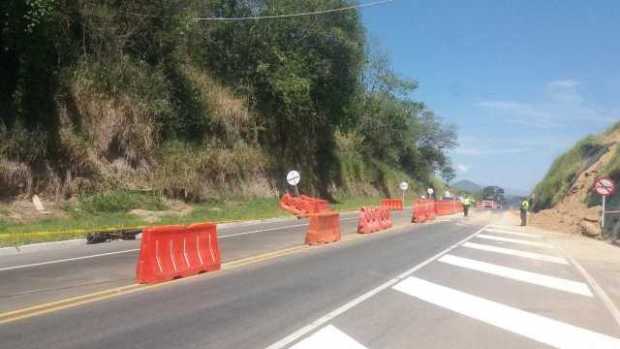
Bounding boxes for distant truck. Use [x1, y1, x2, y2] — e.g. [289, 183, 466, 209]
[478, 200, 498, 209]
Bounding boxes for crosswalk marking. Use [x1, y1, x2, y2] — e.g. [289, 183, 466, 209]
[462, 242, 568, 264]
[438, 255, 592, 296]
[393, 277, 620, 349]
[290, 325, 367, 349]
[476, 234, 553, 248]
[487, 224, 523, 230]
[484, 228, 542, 238]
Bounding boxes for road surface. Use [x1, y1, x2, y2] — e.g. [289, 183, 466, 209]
[2, 210, 619, 348]
[0, 209, 413, 312]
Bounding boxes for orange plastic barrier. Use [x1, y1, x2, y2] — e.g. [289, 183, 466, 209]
[434, 200, 463, 216]
[305, 212, 341, 245]
[357, 207, 392, 234]
[412, 199, 436, 223]
[136, 223, 221, 284]
[379, 207, 392, 229]
[279, 193, 331, 217]
[381, 199, 403, 211]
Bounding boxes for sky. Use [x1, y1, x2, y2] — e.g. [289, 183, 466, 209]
[361, 0, 620, 193]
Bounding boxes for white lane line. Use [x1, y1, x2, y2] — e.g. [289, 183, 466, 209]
[0, 249, 140, 272]
[476, 234, 553, 248]
[484, 228, 542, 238]
[219, 223, 309, 239]
[561, 249, 620, 330]
[487, 224, 524, 230]
[220, 217, 358, 239]
[438, 254, 592, 296]
[264, 224, 491, 349]
[0, 217, 361, 271]
[462, 242, 568, 265]
[290, 325, 367, 349]
[393, 277, 620, 349]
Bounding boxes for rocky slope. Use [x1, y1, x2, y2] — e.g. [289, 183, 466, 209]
[531, 123, 620, 237]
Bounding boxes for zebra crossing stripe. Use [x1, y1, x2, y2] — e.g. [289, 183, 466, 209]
[394, 277, 620, 349]
[484, 228, 542, 238]
[290, 325, 367, 349]
[438, 255, 591, 296]
[476, 234, 553, 248]
[461, 242, 568, 264]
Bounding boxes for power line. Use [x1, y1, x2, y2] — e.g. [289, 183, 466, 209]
[193, 0, 394, 22]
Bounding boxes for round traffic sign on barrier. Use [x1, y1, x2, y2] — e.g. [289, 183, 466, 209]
[400, 181, 409, 191]
[287, 170, 301, 186]
[594, 177, 616, 197]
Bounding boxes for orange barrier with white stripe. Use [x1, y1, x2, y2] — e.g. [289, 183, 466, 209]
[136, 223, 221, 284]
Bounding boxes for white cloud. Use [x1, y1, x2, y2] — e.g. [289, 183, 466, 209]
[547, 80, 579, 89]
[545, 79, 583, 104]
[456, 163, 469, 173]
[476, 79, 616, 129]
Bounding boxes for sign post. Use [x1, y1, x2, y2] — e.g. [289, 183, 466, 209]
[399, 181, 409, 204]
[427, 188, 434, 200]
[286, 170, 301, 197]
[593, 177, 616, 229]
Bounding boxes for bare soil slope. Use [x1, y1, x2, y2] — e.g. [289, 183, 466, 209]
[531, 127, 620, 236]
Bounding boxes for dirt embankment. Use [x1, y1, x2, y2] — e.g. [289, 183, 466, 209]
[531, 128, 620, 237]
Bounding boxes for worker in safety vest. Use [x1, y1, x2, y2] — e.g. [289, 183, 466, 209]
[462, 196, 472, 217]
[520, 198, 530, 226]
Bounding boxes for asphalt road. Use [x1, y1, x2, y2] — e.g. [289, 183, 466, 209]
[0, 209, 413, 312]
[3, 210, 619, 348]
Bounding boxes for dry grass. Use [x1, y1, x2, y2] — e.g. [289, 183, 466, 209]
[180, 65, 260, 144]
[153, 141, 272, 201]
[0, 160, 32, 198]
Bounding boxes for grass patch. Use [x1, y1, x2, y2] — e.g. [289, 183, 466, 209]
[77, 191, 167, 214]
[532, 135, 607, 211]
[601, 145, 620, 179]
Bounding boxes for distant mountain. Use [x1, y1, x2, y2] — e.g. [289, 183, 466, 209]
[452, 180, 482, 193]
[503, 187, 530, 197]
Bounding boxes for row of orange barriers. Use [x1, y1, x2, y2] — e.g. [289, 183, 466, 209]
[136, 195, 405, 284]
[381, 199, 403, 211]
[412, 199, 463, 223]
[279, 193, 331, 217]
[357, 207, 392, 234]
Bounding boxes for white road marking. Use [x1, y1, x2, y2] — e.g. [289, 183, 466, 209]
[393, 277, 620, 349]
[219, 223, 310, 239]
[290, 325, 367, 349]
[476, 234, 553, 248]
[1, 218, 363, 271]
[219, 217, 358, 239]
[484, 228, 541, 238]
[264, 224, 491, 349]
[487, 224, 524, 230]
[560, 248, 620, 330]
[462, 242, 568, 265]
[438, 255, 592, 296]
[0, 249, 141, 272]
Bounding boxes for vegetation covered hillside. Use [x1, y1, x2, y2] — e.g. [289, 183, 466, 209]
[531, 122, 620, 236]
[1, 1, 456, 206]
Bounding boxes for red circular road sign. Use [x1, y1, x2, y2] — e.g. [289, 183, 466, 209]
[593, 177, 616, 197]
